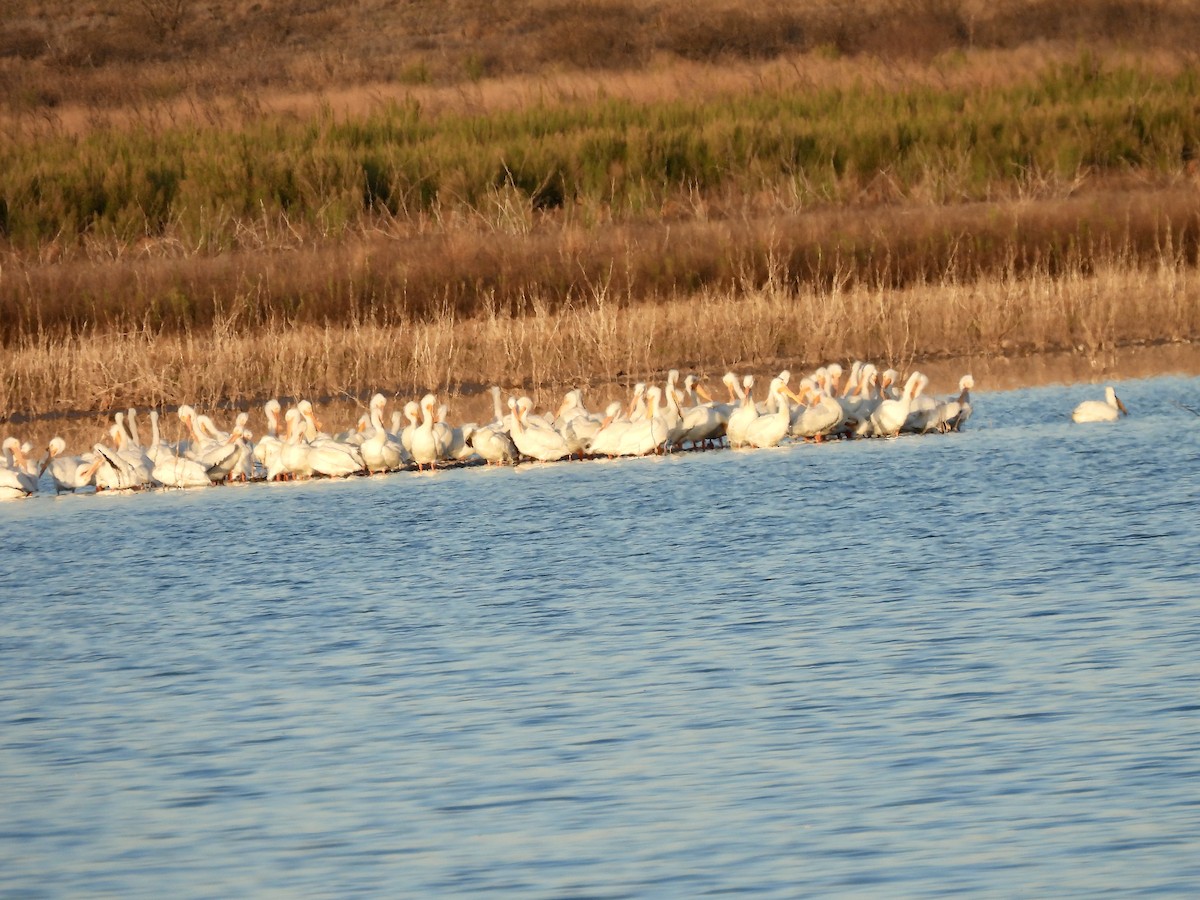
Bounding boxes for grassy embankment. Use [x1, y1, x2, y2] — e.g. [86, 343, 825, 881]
[2, 0, 1200, 440]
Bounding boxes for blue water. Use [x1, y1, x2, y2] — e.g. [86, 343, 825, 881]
[2, 377, 1199, 897]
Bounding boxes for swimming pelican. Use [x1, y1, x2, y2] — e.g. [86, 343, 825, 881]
[1072, 386, 1129, 423]
[929, 375, 974, 432]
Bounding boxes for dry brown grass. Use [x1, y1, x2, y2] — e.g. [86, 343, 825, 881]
[6, 0, 1200, 117]
[6, 247, 1197, 452]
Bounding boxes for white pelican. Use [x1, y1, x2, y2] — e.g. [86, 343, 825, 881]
[359, 394, 404, 473]
[902, 374, 936, 433]
[556, 389, 604, 457]
[468, 422, 518, 465]
[107, 424, 155, 486]
[660, 371, 687, 449]
[253, 400, 284, 475]
[152, 453, 213, 488]
[1, 439, 38, 498]
[583, 402, 629, 457]
[928, 375, 974, 433]
[509, 397, 572, 462]
[615, 387, 668, 456]
[410, 394, 444, 470]
[745, 378, 794, 449]
[399, 400, 421, 458]
[726, 375, 759, 448]
[40, 437, 97, 493]
[790, 378, 845, 442]
[270, 409, 314, 480]
[677, 374, 723, 448]
[869, 371, 924, 438]
[1073, 385, 1129, 423]
[436, 404, 474, 462]
[90, 442, 144, 490]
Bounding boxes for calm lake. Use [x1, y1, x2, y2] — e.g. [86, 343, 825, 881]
[2, 376, 1199, 897]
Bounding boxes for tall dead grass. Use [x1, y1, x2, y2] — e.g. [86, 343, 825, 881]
[5, 243, 1195, 431]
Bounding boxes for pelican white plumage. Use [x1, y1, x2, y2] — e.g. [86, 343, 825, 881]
[659, 371, 687, 450]
[616, 386, 668, 456]
[436, 404, 473, 462]
[556, 389, 604, 457]
[678, 374, 723, 449]
[1072, 385, 1128, 423]
[726, 375, 759, 448]
[509, 397, 572, 462]
[869, 371, 924, 438]
[745, 378, 793, 448]
[253, 399, 285, 476]
[40, 437, 96, 494]
[928, 375, 975, 433]
[469, 422, 518, 465]
[790, 378, 845, 442]
[152, 454, 213, 488]
[583, 402, 629, 457]
[360, 394, 404, 473]
[90, 442, 143, 490]
[410, 394, 444, 470]
[1, 438, 38, 499]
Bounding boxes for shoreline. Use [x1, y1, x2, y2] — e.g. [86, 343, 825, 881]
[7, 340, 1198, 455]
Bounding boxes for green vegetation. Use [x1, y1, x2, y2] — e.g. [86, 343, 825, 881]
[3, 58, 1196, 252]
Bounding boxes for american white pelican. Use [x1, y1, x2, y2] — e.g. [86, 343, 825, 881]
[152, 454, 213, 488]
[1, 438, 38, 499]
[902, 374, 936, 433]
[660, 371, 687, 449]
[436, 404, 473, 461]
[926, 375, 974, 433]
[869, 371, 924, 437]
[359, 394, 404, 473]
[509, 397, 572, 462]
[468, 422, 518, 465]
[106, 424, 155, 486]
[726, 375, 759, 448]
[745, 378, 794, 449]
[678, 374, 723, 448]
[400, 401, 421, 458]
[615, 387, 668, 456]
[40, 437, 96, 493]
[556, 389, 604, 456]
[790, 378, 845, 442]
[410, 394, 445, 470]
[253, 400, 284, 475]
[1072, 385, 1129, 423]
[90, 442, 144, 490]
[583, 402, 630, 457]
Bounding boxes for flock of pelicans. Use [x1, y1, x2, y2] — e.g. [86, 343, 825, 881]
[0, 361, 1130, 500]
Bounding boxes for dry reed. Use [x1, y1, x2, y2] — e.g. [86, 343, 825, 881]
[5, 247, 1196, 444]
